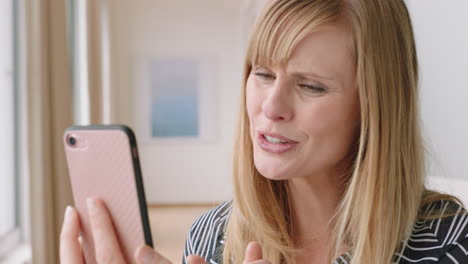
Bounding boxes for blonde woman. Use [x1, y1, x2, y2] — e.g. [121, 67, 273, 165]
[60, 0, 468, 263]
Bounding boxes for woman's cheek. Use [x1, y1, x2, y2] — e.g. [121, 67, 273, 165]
[246, 80, 261, 116]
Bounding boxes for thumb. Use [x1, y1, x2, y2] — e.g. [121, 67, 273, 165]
[135, 245, 171, 264]
[244, 241, 263, 263]
[186, 255, 209, 264]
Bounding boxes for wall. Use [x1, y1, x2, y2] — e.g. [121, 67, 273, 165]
[109, 0, 257, 203]
[407, 0, 468, 180]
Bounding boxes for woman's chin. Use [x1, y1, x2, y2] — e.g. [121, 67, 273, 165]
[255, 165, 293, 181]
[261, 174, 291, 181]
[252, 147, 302, 180]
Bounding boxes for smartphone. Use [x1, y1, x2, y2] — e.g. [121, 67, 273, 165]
[63, 125, 153, 264]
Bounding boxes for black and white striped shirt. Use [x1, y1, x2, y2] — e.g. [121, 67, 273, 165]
[182, 200, 468, 263]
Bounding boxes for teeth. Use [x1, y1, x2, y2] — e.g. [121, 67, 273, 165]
[265, 135, 288, 144]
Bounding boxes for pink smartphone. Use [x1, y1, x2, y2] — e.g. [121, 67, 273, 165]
[63, 125, 153, 264]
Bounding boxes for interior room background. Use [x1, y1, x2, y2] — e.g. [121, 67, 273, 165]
[0, 0, 467, 263]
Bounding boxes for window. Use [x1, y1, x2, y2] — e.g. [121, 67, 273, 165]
[0, 0, 30, 261]
[0, 0, 19, 258]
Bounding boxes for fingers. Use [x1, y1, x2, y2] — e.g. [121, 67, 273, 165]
[87, 197, 125, 264]
[185, 246, 269, 264]
[186, 255, 209, 264]
[243, 241, 263, 263]
[247, 261, 272, 264]
[134, 245, 172, 264]
[60, 206, 84, 264]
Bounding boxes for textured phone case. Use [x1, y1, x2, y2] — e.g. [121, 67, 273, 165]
[63, 125, 153, 264]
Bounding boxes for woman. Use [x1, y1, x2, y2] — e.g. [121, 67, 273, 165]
[60, 0, 468, 263]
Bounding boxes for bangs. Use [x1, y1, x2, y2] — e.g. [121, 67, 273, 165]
[247, 0, 342, 68]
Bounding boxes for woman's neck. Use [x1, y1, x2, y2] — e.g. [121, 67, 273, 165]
[287, 174, 344, 264]
[287, 174, 342, 244]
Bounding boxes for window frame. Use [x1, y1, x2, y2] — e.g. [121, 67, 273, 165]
[0, 0, 31, 261]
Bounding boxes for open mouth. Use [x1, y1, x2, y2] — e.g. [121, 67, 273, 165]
[263, 134, 291, 144]
[257, 133, 298, 154]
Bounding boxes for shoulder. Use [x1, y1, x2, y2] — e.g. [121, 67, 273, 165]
[183, 200, 232, 263]
[396, 200, 468, 263]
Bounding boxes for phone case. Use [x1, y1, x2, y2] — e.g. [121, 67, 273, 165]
[63, 125, 153, 264]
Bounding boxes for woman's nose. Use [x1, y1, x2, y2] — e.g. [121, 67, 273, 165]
[261, 83, 294, 122]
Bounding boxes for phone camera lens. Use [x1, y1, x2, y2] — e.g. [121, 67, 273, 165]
[69, 137, 76, 146]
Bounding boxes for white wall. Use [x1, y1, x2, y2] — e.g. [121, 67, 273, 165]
[406, 0, 468, 180]
[406, 0, 468, 205]
[110, 0, 255, 203]
[428, 176, 468, 205]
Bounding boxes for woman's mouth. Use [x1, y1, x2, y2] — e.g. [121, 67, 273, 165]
[257, 133, 298, 154]
[264, 135, 290, 144]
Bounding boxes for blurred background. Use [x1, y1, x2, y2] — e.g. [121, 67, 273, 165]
[0, 0, 466, 263]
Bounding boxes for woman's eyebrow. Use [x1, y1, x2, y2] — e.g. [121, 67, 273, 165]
[289, 71, 335, 81]
[252, 64, 273, 71]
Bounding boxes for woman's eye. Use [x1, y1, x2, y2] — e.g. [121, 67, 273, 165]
[299, 84, 326, 93]
[254, 72, 274, 80]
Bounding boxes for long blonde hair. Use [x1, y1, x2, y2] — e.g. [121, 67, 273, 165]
[222, 0, 462, 263]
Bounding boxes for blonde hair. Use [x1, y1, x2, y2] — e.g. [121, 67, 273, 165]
[222, 0, 463, 263]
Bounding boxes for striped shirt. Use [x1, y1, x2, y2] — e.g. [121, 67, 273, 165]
[182, 200, 468, 263]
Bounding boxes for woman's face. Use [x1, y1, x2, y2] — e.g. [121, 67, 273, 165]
[246, 24, 360, 181]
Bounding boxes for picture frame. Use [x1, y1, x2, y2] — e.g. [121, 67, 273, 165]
[133, 56, 218, 144]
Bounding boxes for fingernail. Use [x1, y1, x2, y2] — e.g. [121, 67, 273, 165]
[87, 198, 98, 215]
[137, 245, 155, 264]
[64, 206, 73, 220]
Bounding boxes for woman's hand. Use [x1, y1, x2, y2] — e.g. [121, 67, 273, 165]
[241, 242, 272, 264]
[60, 198, 271, 264]
[59, 197, 172, 264]
[186, 241, 271, 264]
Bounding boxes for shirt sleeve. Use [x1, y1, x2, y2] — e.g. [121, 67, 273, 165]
[181, 228, 194, 264]
[437, 237, 468, 264]
[180, 200, 231, 264]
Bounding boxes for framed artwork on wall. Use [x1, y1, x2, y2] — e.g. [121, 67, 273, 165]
[133, 56, 218, 144]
